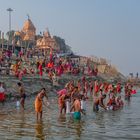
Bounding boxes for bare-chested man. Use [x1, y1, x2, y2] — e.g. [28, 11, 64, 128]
[70, 96, 85, 120]
[93, 94, 107, 112]
[17, 82, 26, 110]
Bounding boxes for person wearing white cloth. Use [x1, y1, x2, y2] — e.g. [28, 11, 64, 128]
[81, 95, 86, 112]
[0, 82, 5, 93]
[66, 99, 70, 114]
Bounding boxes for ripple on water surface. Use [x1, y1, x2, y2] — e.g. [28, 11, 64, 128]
[0, 93, 140, 140]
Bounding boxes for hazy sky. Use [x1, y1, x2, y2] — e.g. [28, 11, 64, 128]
[0, 0, 140, 75]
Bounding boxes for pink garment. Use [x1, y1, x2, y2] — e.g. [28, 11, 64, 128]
[131, 90, 136, 94]
[57, 89, 67, 96]
[19, 71, 24, 80]
[57, 66, 63, 76]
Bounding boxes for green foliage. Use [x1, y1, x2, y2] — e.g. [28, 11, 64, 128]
[53, 36, 72, 53]
[35, 34, 43, 40]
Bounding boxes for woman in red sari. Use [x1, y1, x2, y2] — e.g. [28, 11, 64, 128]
[38, 62, 43, 79]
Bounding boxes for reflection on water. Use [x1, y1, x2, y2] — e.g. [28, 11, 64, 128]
[35, 121, 44, 140]
[74, 121, 84, 138]
[0, 92, 140, 140]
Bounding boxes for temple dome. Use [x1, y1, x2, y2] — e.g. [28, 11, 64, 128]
[22, 19, 36, 32]
[21, 18, 36, 41]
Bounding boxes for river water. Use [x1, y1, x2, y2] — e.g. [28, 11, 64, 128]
[0, 91, 140, 140]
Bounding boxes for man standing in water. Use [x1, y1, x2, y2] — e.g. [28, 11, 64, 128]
[70, 95, 85, 120]
[17, 82, 26, 110]
[35, 88, 48, 121]
[93, 94, 107, 112]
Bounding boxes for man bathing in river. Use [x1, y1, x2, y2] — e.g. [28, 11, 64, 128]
[35, 88, 48, 121]
[17, 82, 26, 110]
[93, 94, 107, 112]
[70, 95, 85, 120]
[58, 94, 67, 114]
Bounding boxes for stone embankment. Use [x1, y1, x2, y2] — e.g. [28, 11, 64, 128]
[0, 71, 126, 102]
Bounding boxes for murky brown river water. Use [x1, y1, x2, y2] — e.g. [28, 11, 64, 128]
[0, 91, 140, 140]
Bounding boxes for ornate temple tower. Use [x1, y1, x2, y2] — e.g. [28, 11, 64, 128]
[22, 16, 36, 41]
[36, 29, 57, 51]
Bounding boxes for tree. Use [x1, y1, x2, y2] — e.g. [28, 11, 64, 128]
[53, 36, 72, 53]
[35, 34, 43, 40]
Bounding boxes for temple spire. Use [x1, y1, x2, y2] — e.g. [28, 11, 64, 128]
[27, 14, 30, 20]
[45, 27, 51, 37]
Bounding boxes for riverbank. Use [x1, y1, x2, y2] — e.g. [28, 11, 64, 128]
[0, 71, 126, 102]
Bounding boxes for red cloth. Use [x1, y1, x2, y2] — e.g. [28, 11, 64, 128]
[47, 62, 54, 68]
[38, 64, 43, 76]
[131, 90, 136, 94]
[0, 93, 5, 101]
[94, 84, 99, 93]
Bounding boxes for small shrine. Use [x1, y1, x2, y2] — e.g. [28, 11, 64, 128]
[36, 29, 58, 52]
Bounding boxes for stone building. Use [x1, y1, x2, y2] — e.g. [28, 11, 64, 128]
[14, 17, 58, 53]
[36, 29, 58, 52]
[21, 18, 36, 41]
[14, 17, 36, 47]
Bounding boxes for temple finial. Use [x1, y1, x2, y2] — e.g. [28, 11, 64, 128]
[27, 14, 30, 20]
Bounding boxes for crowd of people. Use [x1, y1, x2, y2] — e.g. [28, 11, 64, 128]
[0, 48, 136, 122]
[0, 48, 98, 81]
[56, 78, 134, 120]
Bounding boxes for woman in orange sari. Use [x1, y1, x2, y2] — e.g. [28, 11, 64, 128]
[35, 88, 48, 121]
